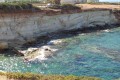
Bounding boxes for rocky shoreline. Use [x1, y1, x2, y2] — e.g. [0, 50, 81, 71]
[23, 23, 120, 62]
[0, 23, 120, 62]
[0, 3, 120, 80]
[0, 8, 120, 61]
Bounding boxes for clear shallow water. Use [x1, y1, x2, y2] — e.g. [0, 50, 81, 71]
[1, 27, 120, 80]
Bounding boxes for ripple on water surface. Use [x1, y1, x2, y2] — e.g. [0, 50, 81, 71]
[0, 27, 120, 80]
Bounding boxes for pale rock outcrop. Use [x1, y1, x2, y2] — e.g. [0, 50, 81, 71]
[47, 39, 63, 45]
[24, 46, 58, 62]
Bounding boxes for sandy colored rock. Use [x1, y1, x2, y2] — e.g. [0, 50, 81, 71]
[0, 41, 8, 50]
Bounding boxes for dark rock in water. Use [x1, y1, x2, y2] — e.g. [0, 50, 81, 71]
[0, 48, 24, 57]
[0, 41, 8, 50]
[0, 43, 24, 56]
[8, 47, 24, 56]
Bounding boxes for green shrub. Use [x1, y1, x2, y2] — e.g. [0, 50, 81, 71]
[61, 4, 81, 10]
[48, 4, 61, 9]
[47, 0, 61, 5]
[0, 2, 40, 12]
[49, 4, 81, 10]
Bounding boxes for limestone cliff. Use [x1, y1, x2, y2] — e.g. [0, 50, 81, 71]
[0, 10, 119, 46]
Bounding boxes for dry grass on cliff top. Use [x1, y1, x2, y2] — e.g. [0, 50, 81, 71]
[0, 72, 102, 80]
[76, 4, 120, 10]
[0, 2, 120, 15]
[32, 2, 120, 10]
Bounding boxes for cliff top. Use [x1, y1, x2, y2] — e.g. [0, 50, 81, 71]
[77, 4, 120, 10]
[0, 3, 119, 16]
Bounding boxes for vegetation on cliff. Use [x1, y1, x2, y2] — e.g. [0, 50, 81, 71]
[0, 2, 82, 13]
[47, 0, 61, 5]
[0, 2, 40, 12]
[48, 4, 81, 10]
[0, 72, 102, 80]
[61, 4, 81, 10]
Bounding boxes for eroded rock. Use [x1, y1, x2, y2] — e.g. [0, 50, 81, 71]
[24, 46, 58, 62]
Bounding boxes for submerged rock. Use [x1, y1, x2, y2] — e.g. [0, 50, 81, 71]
[82, 45, 120, 61]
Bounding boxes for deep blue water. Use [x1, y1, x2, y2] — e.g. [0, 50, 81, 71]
[0, 27, 120, 80]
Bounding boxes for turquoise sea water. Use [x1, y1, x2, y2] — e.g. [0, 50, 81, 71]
[0, 27, 120, 80]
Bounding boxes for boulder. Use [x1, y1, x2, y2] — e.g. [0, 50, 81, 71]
[0, 41, 8, 50]
[0, 41, 24, 56]
[24, 46, 58, 62]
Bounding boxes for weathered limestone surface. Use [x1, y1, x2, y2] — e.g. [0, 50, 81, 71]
[0, 10, 118, 46]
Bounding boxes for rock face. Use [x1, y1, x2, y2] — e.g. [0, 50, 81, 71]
[0, 10, 118, 46]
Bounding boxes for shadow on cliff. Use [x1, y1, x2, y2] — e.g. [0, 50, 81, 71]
[22, 23, 120, 49]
